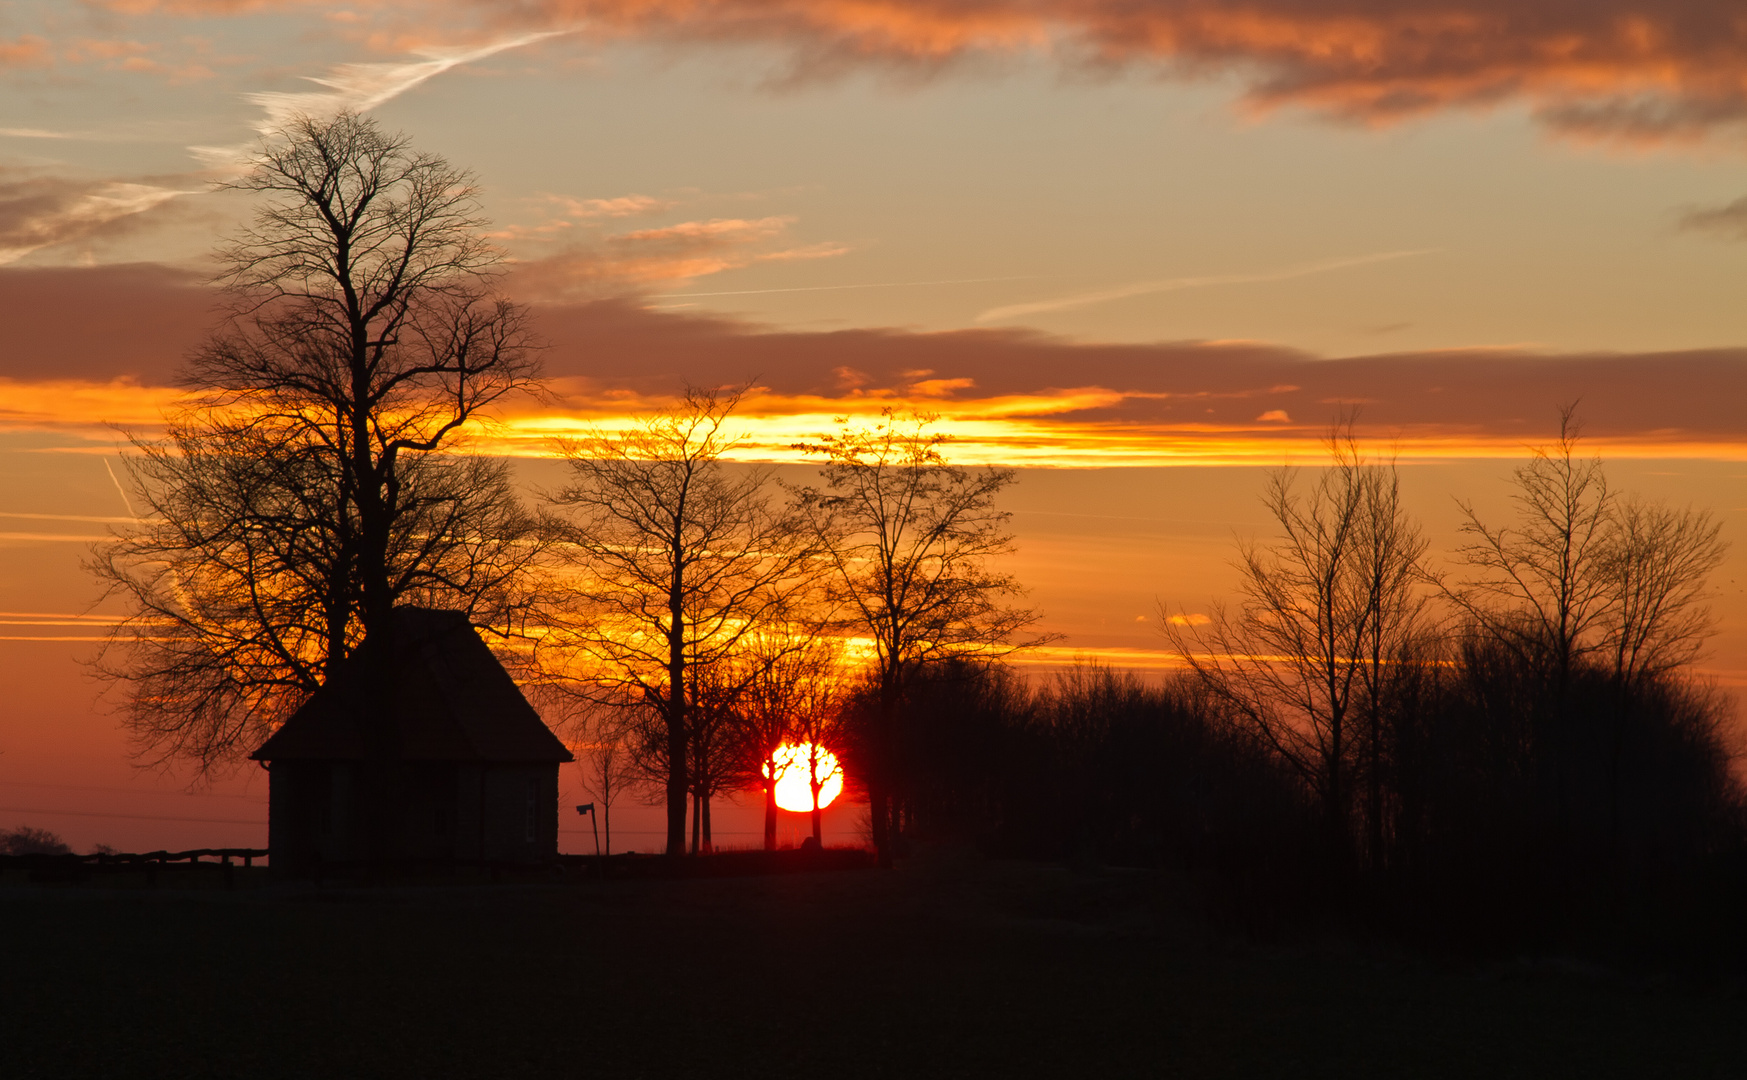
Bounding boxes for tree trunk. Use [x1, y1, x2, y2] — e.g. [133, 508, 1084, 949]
[1367, 708, 1384, 874]
[871, 673, 901, 867]
[763, 770, 777, 852]
[869, 781, 891, 868]
[666, 710, 688, 857]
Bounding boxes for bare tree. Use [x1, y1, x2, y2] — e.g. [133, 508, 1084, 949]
[1167, 426, 1427, 865]
[730, 628, 848, 848]
[1444, 408, 1729, 846]
[792, 410, 1048, 866]
[562, 701, 644, 856]
[1350, 449, 1433, 870]
[541, 387, 819, 857]
[1448, 406, 1614, 698]
[685, 663, 746, 854]
[1602, 496, 1727, 691]
[91, 111, 543, 774]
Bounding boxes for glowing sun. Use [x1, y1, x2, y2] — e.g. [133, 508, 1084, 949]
[766, 742, 844, 812]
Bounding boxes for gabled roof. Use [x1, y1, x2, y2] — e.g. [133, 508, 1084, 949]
[251, 607, 572, 764]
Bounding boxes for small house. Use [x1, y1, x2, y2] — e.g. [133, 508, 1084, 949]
[251, 607, 572, 875]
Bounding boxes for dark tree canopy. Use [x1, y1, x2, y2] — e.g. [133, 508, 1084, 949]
[92, 111, 543, 774]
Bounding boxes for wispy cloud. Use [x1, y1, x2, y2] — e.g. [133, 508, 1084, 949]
[660, 274, 1036, 298]
[975, 249, 1437, 323]
[0, 173, 193, 265]
[544, 194, 670, 220]
[508, 215, 849, 300]
[1680, 195, 1747, 241]
[0, 34, 49, 68]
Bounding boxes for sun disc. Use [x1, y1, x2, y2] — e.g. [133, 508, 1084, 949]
[766, 742, 843, 812]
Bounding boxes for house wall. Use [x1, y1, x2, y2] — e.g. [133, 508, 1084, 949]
[266, 761, 361, 874]
[268, 760, 560, 873]
[473, 764, 560, 863]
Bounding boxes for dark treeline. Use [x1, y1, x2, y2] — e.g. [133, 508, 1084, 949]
[890, 651, 1742, 959]
[863, 418, 1745, 969]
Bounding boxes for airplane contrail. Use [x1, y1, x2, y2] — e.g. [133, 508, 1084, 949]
[103, 458, 137, 519]
[975, 249, 1439, 323]
[660, 275, 1038, 299]
[192, 31, 570, 172]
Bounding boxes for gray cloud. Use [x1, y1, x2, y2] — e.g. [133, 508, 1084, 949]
[1680, 195, 1747, 241]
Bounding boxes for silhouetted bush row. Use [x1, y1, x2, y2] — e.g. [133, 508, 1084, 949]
[866, 648, 1744, 964]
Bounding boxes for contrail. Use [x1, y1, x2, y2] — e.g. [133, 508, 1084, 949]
[191, 31, 570, 171]
[103, 458, 137, 519]
[246, 31, 569, 134]
[0, 511, 141, 524]
[660, 275, 1038, 299]
[975, 249, 1439, 323]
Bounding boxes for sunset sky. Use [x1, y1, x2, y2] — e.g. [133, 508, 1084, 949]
[3, 0, 1745, 853]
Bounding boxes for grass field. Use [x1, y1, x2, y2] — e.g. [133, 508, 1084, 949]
[4, 849, 1745, 1078]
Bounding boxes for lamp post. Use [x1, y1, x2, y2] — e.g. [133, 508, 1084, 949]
[574, 803, 599, 857]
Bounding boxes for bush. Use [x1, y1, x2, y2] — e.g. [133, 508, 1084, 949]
[0, 825, 73, 856]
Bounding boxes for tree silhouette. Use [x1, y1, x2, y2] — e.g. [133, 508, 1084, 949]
[1446, 407, 1728, 848]
[91, 111, 543, 773]
[793, 411, 1047, 866]
[1167, 425, 1428, 865]
[729, 628, 848, 848]
[1448, 406, 1615, 703]
[541, 387, 818, 856]
[561, 700, 645, 856]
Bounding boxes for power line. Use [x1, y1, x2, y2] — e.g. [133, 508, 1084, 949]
[0, 806, 264, 826]
[0, 780, 264, 801]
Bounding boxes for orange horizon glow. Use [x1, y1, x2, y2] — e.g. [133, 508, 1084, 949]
[8, 376, 1747, 469]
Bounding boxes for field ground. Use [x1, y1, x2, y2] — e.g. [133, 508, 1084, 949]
[3, 848, 1745, 1079]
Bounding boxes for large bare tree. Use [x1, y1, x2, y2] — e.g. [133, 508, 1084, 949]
[793, 410, 1046, 866]
[91, 111, 543, 773]
[1167, 427, 1428, 865]
[541, 387, 819, 857]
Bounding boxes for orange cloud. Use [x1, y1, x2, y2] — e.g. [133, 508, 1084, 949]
[0, 378, 184, 434]
[59, 2, 1747, 144]
[463, 1, 1747, 143]
[0, 35, 51, 67]
[507, 216, 848, 300]
[487, 193, 671, 242]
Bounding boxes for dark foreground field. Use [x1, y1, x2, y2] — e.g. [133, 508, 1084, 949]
[4, 851, 1746, 1079]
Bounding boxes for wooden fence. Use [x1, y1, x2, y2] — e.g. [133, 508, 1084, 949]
[0, 848, 268, 885]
